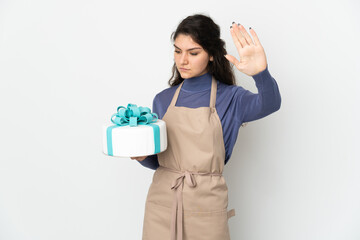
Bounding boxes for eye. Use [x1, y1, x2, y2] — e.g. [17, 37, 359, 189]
[174, 50, 181, 54]
[190, 52, 199, 56]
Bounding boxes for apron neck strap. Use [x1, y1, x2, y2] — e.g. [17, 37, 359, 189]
[209, 77, 217, 108]
[169, 81, 184, 107]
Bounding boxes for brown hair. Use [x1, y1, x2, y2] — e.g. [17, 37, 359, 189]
[168, 14, 236, 87]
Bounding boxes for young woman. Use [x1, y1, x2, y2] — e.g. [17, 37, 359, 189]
[131, 14, 281, 240]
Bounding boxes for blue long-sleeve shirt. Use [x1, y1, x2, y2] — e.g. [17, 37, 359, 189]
[138, 65, 281, 170]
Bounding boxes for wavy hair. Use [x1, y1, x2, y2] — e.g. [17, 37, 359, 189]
[168, 14, 235, 86]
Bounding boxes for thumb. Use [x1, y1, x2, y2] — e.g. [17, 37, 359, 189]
[224, 54, 239, 67]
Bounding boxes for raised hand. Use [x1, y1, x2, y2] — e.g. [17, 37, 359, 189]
[225, 22, 267, 76]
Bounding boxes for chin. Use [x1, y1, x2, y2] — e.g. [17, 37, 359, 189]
[180, 73, 191, 79]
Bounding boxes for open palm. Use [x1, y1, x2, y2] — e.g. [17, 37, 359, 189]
[225, 23, 267, 76]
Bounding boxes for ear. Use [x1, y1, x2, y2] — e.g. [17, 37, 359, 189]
[210, 56, 214, 61]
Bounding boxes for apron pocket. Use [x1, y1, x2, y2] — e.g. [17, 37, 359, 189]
[183, 208, 232, 240]
[142, 202, 171, 240]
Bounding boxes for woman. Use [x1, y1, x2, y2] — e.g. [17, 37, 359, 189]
[131, 14, 281, 240]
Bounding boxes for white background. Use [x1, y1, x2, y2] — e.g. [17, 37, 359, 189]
[1, 0, 359, 239]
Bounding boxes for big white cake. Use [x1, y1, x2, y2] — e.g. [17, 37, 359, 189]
[103, 104, 167, 157]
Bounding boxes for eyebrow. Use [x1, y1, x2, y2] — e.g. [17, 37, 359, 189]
[173, 44, 202, 51]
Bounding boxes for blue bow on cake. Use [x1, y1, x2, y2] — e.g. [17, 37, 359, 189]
[106, 103, 160, 156]
[111, 103, 158, 127]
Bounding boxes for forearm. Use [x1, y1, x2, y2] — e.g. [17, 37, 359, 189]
[241, 65, 281, 122]
[137, 154, 159, 170]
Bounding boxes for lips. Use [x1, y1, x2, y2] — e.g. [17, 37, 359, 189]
[179, 68, 190, 71]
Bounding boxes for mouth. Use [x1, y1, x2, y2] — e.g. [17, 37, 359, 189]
[179, 68, 190, 71]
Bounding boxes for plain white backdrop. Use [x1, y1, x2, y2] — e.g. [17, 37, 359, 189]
[0, 0, 359, 239]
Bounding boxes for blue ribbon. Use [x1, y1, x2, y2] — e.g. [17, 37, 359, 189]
[106, 104, 160, 156]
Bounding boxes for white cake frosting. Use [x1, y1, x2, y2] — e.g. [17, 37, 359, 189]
[103, 119, 167, 157]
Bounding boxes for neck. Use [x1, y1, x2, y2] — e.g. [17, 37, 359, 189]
[182, 72, 212, 92]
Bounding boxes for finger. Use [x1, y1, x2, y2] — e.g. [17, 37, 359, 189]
[225, 54, 246, 72]
[230, 26, 243, 49]
[233, 23, 248, 47]
[249, 27, 261, 46]
[224, 54, 240, 66]
[238, 24, 254, 45]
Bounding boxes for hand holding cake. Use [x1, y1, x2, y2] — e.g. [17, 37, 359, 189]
[130, 156, 148, 161]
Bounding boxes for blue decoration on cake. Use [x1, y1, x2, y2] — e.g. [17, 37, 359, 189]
[106, 104, 160, 156]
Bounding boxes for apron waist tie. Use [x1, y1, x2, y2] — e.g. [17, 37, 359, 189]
[158, 166, 223, 240]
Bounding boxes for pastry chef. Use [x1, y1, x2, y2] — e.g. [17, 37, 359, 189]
[131, 14, 281, 240]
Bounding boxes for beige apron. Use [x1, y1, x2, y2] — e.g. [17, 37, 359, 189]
[142, 77, 235, 240]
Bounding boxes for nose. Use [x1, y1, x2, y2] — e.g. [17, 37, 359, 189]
[180, 53, 189, 65]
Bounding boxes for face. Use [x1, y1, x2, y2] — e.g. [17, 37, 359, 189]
[174, 34, 213, 79]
